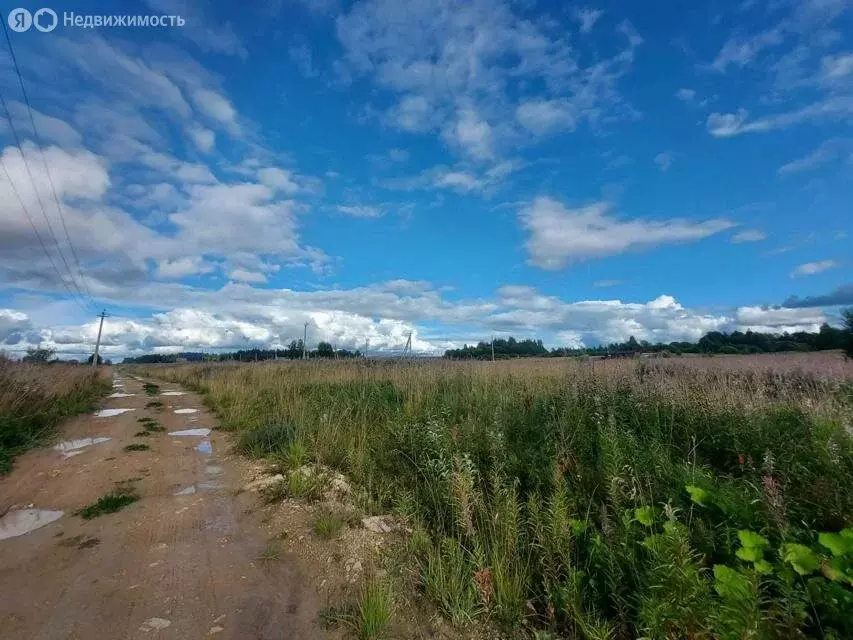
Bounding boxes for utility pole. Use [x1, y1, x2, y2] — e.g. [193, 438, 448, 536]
[302, 322, 308, 360]
[491, 337, 495, 362]
[401, 331, 412, 359]
[92, 310, 107, 368]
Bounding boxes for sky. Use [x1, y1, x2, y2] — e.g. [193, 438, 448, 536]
[0, 0, 851, 359]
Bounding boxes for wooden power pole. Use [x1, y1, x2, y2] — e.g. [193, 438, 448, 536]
[92, 310, 108, 367]
[302, 322, 308, 360]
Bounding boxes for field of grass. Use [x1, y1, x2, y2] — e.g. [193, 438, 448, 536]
[0, 358, 110, 474]
[145, 353, 853, 638]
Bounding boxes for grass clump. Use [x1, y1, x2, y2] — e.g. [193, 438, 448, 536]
[123, 443, 150, 452]
[76, 486, 139, 519]
[144, 401, 163, 409]
[312, 506, 351, 539]
[149, 354, 853, 638]
[0, 359, 110, 474]
[323, 579, 393, 639]
[142, 382, 160, 395]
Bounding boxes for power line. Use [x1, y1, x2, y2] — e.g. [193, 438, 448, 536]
[1, 19, 95, 305]
[0, 140, 89, 312]
[0, 45, 91, 312]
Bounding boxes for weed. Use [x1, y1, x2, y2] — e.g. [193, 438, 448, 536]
[134, 430, 151, 437]
[144, 401, 163, 409]
[143, 382, 160, 396]
[0, 361, 110, 473]
[258, 539, 282, 562]
[348, 579, 393, 639]
[123, 443, 150, 452]
[146, 355, 853, 637]
[312, 506, 350, 539]
[76, 487, 139, 519]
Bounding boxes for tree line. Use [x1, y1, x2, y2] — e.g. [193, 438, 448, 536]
[121, 340, 362, 364]
[445, 312, 853, 360]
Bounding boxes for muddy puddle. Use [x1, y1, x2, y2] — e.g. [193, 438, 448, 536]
[94, 408, 135, 418]
[173, 480, 221, 495]
[0, 509, 64, 541]
[169, 428, 211, 437]
[160, 391, 185, 396]
[54, 437, 111, 457]
[173, 408, 198, 414]
[107, 392, 135, 398]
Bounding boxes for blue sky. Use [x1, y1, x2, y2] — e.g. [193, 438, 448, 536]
[0, 0, 850, 358]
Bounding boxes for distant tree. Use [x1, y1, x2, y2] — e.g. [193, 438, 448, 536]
[316, 341, 335, 358]
[87, 353, 103, 365]
[843, 308, 853, 358]
[23, 347, 56, 363]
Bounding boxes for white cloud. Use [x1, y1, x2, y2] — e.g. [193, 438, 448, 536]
[387, 95, 434, 132]
[336, 205, 383, 218]
[708, 97, 853, 137]
[790, 260, 839, 277]
[519, 196, 733, 269]
[229, 269, 268, 283]
[777, 139, 845, 175]
[820, 52, 853, 84]
[516, 100, 576, 135]
[574, 8, 603, 34]
[654, 152, 672, 172]
[192, 88, 240, 135]
[337, 0, 640, 159]
[731, 229, 767, 243]
[4, 101, 83, 148]
[675, 88, 696, 103]
[257, 167, 301, 194]
[444, 108, 494, 161]
[711, 28, 784, 72]
[157, 257, 215, 279]
[143, 0, 247, 58]
[187, 126, 215, 153]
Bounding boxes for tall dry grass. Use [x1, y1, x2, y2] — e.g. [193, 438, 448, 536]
[0, 357, 110, 473]
[143, 352, 853, 638]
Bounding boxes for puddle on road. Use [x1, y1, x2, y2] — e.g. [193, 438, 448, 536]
[0, 509, 64, 540]
[173, 480, 221, 495]
[169, 428, 211, 437]
[54, 437, 111, 457]
[173, 408, 198, 414]
[94, 408, 135, 418]
[195, 440, 213, 455]
[107, 392, 135, 398]
[205, 464, 223, 475]
[160, 391, 185, 396]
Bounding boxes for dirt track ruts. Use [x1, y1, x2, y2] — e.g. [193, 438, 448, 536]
[0, 373, 329, 640]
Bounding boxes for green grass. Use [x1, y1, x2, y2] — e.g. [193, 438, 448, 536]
[143, 382, 160, 395]
[349, 579, 393, 639]
[123, 443, 150, 452]
[144, 401, 163, 409]
[0, 362, 110, 474]
[312, 506, 350, 539]
[148, 355, 853, 638]
[258, 539, 282, 562]
[76, 487, 139, 519]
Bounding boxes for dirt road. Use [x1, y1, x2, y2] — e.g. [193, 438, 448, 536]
[0, 373, 328, 639]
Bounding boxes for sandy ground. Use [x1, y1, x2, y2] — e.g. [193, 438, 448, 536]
[0, 373, 330, 640]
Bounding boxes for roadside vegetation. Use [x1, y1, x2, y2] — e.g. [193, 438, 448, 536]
[0, 357, 109, 474]
[147, 353, 853, 638]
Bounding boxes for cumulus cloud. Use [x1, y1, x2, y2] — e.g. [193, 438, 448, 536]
[0, 284, 835, 360]
[519, 197, 733, 269]
[336, 0, 640, 158]
[192, 88, 241, 135]
[790, 260, 839, 277]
